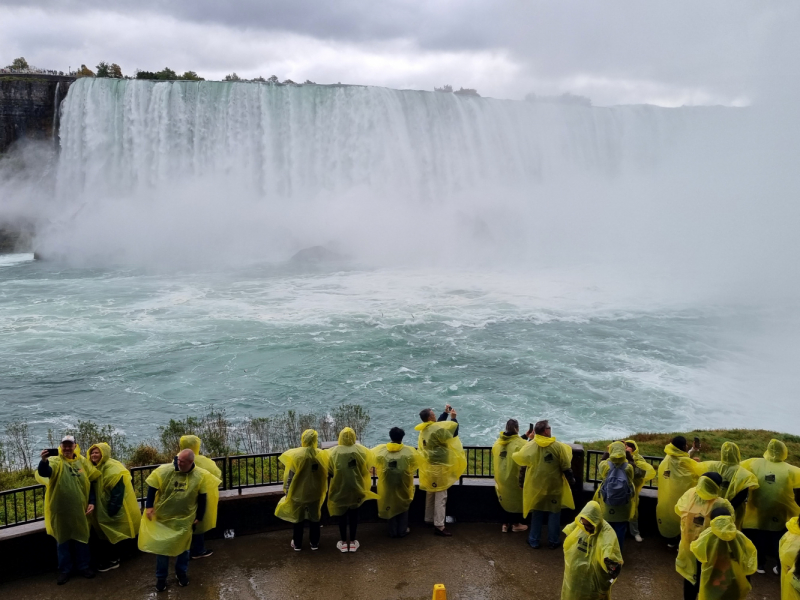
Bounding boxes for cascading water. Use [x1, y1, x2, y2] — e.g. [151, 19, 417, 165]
[51, 81, 60, 142]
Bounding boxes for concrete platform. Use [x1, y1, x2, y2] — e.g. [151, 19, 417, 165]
[0, 522, 782, 599]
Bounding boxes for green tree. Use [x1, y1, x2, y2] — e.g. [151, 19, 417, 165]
[7, 57, 29, 70]
[75, 64, 95, 78]
[434, 84, 453, 93]
[179, 70, 203, 81]
[155, 67, 178, 80]
[96, 61, 111, 78]
[267, 75, 279, 83]
[110, 63, 123, 78]
[224, 72, 241, 81]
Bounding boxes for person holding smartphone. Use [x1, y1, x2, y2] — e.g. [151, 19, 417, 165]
[37, 435, 100, 585]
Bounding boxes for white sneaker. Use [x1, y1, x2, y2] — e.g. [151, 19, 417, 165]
[634, 534, 643, 543]
[290, 540, 301, 552]
[756, 568, 766, 574]
[773, 566, 780, 575]
[336, 541, 349, 553]
[349, 541, 360, 553]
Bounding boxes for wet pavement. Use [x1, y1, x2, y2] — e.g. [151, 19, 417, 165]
[1, 523, 782, 599]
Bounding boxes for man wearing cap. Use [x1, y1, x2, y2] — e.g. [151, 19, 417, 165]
[37, 435, 100, 585]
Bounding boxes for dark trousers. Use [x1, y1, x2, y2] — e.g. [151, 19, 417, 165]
[388, 511, 409, 538]
[292, 520, 321, 548]
[609, 521, 628, 552]
[502, 510, 524, 526]
[89, 531, 119, 567]
[743, 528, 784, 569]
[57, 540, 91, 574]
[683, 560, 701, 600]
[191, 533, 206, 556]
[339, 508, 359, 542]
[156, 551, 189, 580]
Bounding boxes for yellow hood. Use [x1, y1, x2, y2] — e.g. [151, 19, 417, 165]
[608, 441, 627, 464]
[625, 439, 640, 456]
[179, 435, 202, 455]
[496, 432, 519, 446]
[534, 435, 556, 447]
[88, 442, 112, 467]
[338, 427, 356, 446]
[59, 443, 83, 462]
[764, 439, 788, 462]
[301, 429, 319, 448]
[386, 442, 403, 452]
[720, 441, 741, 466]
[575, 500, 603, 534]
[414, 421, 433, 432]
[696, 475, 721, 501]
[664, 443, 689, 458]
[709, 515, 737, 541]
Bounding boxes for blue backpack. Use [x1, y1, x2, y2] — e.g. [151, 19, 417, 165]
[601, 462, 633, 506]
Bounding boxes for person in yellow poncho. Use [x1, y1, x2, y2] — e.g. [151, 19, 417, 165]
[594, 442, 635, 552]
[741, 439, 800, 574]
[87, 442, 140, 573]
[700, 442, 758, 530]
[780, 517, 800, 600]
[138, 448, 220, 592]
[675, 473, 735, 600]
[625, 440, 656, 543]
[275, 429, 330, 551]
[372, 427, 419, 538]
[657, 436, 705, 544]
[491, 419, 529, 533]
[561, 500, 624, 600]
[690, 507, 758, 600]
[178, 435, 221, 559]
[325, 427, 378, 552]
[415, 405, 467, 537]
[37, 435, 100, 585]
[513, 420, 575, 549]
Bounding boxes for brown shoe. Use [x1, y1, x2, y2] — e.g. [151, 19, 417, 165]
[434, 527, 452, 537]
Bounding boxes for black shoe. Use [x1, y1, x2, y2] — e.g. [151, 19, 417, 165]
[96, 561, 120, 572]
[548, 542, 562, 550]
[191, 549, 213, 559]
[434, 527, 452, 537]
[78, 568, 96, 579]
[57, 572, 70, 585]
[177, 573, 189, 587]
[156, 578, 167, 592]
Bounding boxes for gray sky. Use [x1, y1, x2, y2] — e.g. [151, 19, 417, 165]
[0, 1, 798, 106]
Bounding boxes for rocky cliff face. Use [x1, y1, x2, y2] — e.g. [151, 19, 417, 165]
[0, 74, 75, 154]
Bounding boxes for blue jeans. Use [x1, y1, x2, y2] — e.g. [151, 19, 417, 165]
[528, 510, 561, 547]
[156, 551, 190, 580]
[191, 533, 206, 556]
[57, 540, 91, 574]
[610, 521, 627, 552]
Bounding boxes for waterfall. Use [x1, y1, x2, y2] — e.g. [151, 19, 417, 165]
[51, 81, 60, 143]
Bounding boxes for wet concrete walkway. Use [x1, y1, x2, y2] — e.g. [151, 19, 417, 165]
[2, 523, 782, 599]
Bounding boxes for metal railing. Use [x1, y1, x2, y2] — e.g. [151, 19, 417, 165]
[0, 485, 46, 529]
[462, 446, 493, 479]
[584, 450, 662, 490]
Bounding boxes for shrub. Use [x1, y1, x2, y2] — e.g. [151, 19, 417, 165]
[127, 443, 169, 467]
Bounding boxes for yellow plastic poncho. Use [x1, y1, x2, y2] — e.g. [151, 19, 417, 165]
[38, 445, 99, 544]
[780, 518, 800, 600]
[492, 432, 526, 514]
[626, 440, 656, 523]
[561, 500, 624, 600]
[741, 440, 800, 532]
[593, 442, 635, 523]
[657, 443, 705, 538]
[415, 420, 467, 493]
[513, 435, 574, 517]
[274, 429, 330, 524]
[690, 515, 757, 600]
[700, 442, 759, 529]
[324, 427, 379, 517]
[372, 442, 419, 519]
[179, 435, 221, 534]
[137, 462, 220, 557]
[88, 443, 140, 544]
[675, 476, 736, 584]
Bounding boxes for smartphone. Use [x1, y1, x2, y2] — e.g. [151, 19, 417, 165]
[46, 448, 59, 457]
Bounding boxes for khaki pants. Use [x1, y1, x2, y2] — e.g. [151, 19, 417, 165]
[425, 490, 448, 528]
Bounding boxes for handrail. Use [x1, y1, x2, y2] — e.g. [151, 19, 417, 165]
[584, 449, 662, 490]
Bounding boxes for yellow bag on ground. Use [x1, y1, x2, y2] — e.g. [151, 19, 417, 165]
[780, 518, 800, 600]
[626, 440, 656, 523]
[691, 515, 757, 600]
[88, 443, 140, 544]
[274, 429, 330, 524]
[137, 462, 220, 557]
[41, 445, 99, 544]
[513, 435, 574, 517]
[372, 442, 419, 519]
[415, 421, 467, 493]
[593, 442, 635, 523]
[657, 443, 705, 538]
[675, 477, 735, 584]
[179, 435, 221, 534]
[700, 442, 758, 529]
[561, 500, 623, 600]
[741, 440, 800, 531]
[492, 432, 526, 514]
[325, 427, 379, 517]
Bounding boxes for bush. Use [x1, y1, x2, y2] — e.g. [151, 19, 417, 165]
[63, 420, 130, 459]
[158, 407, 235, 458]
[127, 443, 169, 467]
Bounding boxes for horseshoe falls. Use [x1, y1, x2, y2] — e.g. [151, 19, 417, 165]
[1, 78, 798, 445]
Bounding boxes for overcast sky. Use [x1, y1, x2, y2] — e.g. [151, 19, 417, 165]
[0, 1, 797, 106]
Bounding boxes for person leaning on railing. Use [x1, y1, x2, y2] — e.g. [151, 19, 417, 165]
[37, 435, 100, 585]
[372, 427, 419, 538]
[491, 419, 529, 533]
[178, 435, 221, 560]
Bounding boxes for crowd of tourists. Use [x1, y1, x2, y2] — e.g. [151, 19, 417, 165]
[33, 405, 800, 599]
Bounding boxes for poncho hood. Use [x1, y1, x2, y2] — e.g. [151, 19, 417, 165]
[720, 442, 742, 466]
[764, 439, 788, 462]
[338, 427, 356, 446]
[534, 435, 556, 448]
[179, 435, 202, 455]
[301, 429, 319, 448]
[710, 515, 738, 541]
[696, 475, 721, 501]
[88, 442, 112, 467]
[665, 443, 689, 458]
[608, 441, 627, 464]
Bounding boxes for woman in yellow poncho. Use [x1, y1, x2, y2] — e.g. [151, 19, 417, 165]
[657, 436, 705, 543]
[561, 501, 624, 600]
[593, 442, 635, 552]
[325, 427, 378, 552]
[179, 435, 221, 559]
[36, 435, 99, 585]
[780, 517, 800, 600]
[372, 427, 419, 538]
[491, 419, 528, 533]
[87, 442, 140, 572]
[741, 439, 800, 574]
[625, 440, 656, 543]
[700, 442, 758, 529]
[275, 429, 330, 551]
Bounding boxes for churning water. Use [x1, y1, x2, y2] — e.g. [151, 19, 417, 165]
[1, 78, 798, 446]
